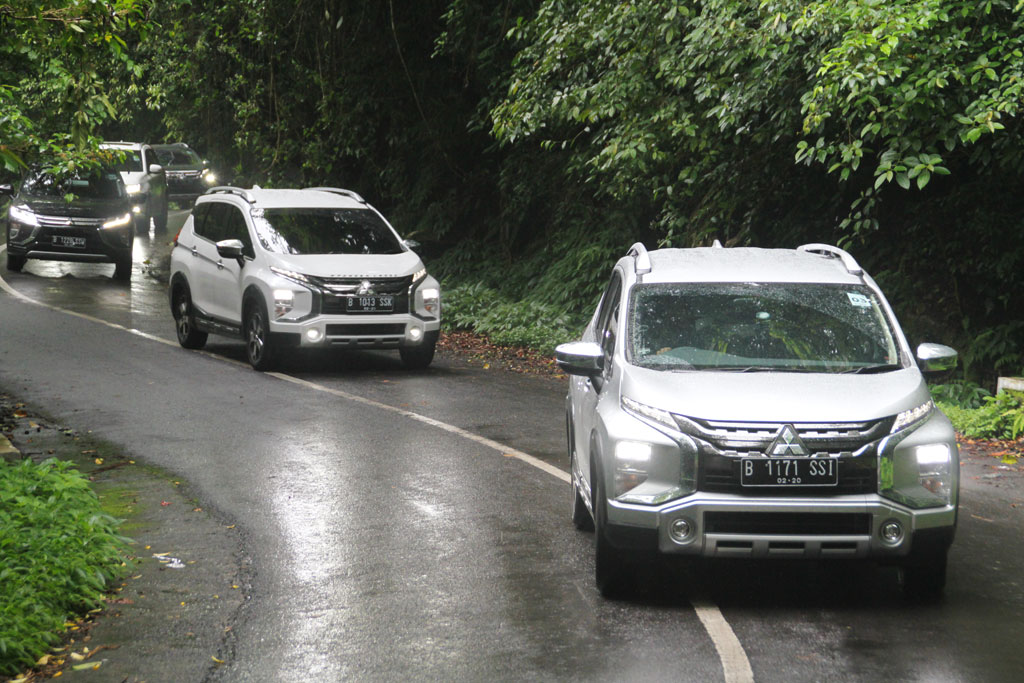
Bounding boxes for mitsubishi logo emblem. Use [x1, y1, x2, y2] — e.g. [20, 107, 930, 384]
[767, 424, 808, 457]
[356, 280, 374, 295]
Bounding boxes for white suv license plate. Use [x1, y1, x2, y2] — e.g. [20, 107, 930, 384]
[740, 457, 838, 487]
[346, 294, 394, 312]
[53, 235, 86, 248]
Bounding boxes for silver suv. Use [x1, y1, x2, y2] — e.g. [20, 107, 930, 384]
[169, 186, 440, 370]
[556, 243, 959, 599]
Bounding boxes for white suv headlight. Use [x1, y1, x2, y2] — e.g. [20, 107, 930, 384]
[125, 183, 142, 194]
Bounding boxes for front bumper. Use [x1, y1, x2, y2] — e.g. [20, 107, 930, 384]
[269, 313, 440, 348]
[7, 220, 132, 264]
[605, 492, 956, 560]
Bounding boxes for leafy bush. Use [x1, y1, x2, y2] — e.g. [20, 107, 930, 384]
[0, 459, 131, 676]
[443, 282, 585, 354]
[936, 390, 1024, 441]
[930, 381, 992, 410]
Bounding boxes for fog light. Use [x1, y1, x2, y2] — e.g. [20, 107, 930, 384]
[881, 520, 903, 544]
[305, 328, 323, 343]
[669, 518, 693, 544]
[407, 326, 423, 342]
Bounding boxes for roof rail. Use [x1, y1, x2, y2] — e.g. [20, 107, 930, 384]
[797, 243, 863, 275]
[304, 187, 365, 203]
[711, 239, 723, 248]
[206, 186, 256, 203]
[627, 242, 652, 276]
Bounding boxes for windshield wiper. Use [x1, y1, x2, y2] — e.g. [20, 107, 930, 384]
[714, 366, 777, 373]
[842, 363, 902, 374]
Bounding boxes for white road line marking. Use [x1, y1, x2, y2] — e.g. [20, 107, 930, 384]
[0, 249, 753, 681]
[693, 599, 756, 683]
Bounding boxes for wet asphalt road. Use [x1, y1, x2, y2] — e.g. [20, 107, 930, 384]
[2, 213, 1024, 681]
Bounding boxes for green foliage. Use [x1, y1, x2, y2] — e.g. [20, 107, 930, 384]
[0, 458, 131, 676]
[930, 381, 992, 409]
[936, 390, 1024, 440]
[443, 283, 583, 353]
[0, 1, 155, 170]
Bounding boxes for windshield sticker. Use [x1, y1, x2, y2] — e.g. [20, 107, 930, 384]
[847, 292, 871, 308]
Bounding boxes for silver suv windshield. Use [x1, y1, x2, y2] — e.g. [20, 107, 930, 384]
[628, 282, 902, 373]
[251, 207, 405, 255]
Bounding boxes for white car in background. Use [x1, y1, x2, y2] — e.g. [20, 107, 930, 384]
[168, 185, 441, 371]
[100, 141, 168, 233]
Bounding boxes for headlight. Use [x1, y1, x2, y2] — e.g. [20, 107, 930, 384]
[8, 205, 38, 226]
[613, 441, 651, 497]
[915, 443, 954, 502]
[412, 267, 427, 282]
[420, 287, 439, 316]
[125, 183, 142, 194]
[270, 266, 313, 288]
[273, 289, 295, 318]
[622, 396, 677, 431]
[892, 400, 934, 433]
[102, 213, 132, 229]
[203, 170, 216, 185]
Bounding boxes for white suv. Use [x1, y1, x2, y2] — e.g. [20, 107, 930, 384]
[168, 186, 441, 370]
[100, 141, 168, 233]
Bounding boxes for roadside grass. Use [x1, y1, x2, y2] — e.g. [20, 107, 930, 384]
[0, 458, 132, 676]
[933, 384, 1024, 441]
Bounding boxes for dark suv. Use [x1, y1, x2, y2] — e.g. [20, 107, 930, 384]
[153, 143, 215, 206]
[3, 167, 135, 280]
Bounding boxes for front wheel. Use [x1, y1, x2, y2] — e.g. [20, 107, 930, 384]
[173, 286, 208, 349]
[593, 460, 628, 597]
[245, 302, 277, 371]
[6, 251, 26, 272]
[154, 195, 169, 233]
[399, 334, 437, 369]
[900, 549, 948, 601]
[113, 258, 132, 281]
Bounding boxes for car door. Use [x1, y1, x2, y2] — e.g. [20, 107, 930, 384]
[209, 205, 253, 324]
[190, 201, 237, 322]
[574, 270, 623, 486]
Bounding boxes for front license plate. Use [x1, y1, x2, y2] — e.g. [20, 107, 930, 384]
[740, 457, 838, 487]
[346, 294, 394, 312]
[52, 235, 86, 248]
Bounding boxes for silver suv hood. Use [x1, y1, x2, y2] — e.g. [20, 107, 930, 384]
[271, 250, 423, 279]
[620, 364, 930, 423]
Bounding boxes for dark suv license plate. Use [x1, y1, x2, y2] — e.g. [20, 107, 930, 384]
[740, 457, 838, 487]
[346, 295, 394, 312]
[52, 235, 86, 248]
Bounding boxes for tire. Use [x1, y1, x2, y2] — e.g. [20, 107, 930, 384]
[6, 251, 25, 272]
[113, 258, 132, 281]
[154, 195, 169, 233]
[900, 548, 948, 601]
[593, 458, 628, 597]
[569, 426, 594, 530]
[172, 285, 208, 350]
[134, 207, 150, 234]
[399, 336, 436, 369]
[245, 302, 277, 371]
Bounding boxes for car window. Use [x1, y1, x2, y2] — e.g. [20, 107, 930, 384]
[250, 207, 404, 255]
[224, 205, 255, 258]
[21, 169, 125, 200]
[598, 274, 622, 369]
[190, 203, 216, 240]
[106, 150, 143, 173]
[627, 282, 902, 373]
[156, 147, 201, 167]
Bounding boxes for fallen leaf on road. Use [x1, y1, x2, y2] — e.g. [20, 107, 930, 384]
[161, 501, 171, 506]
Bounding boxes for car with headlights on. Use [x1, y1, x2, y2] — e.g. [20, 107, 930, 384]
[153, 142, 216, 206]
[556, 242, 960, 599]
[3, 166, 134, 280]
[100, 141, 168, 233]
[168, 185, 441, 371]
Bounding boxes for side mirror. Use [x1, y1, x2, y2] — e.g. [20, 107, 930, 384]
[148, 163, 164, 175]
[555, 341, 604, 377]
[0, 183, 13, 198]
[216, 239, 246, 267]
[916, 343, 958, 378]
